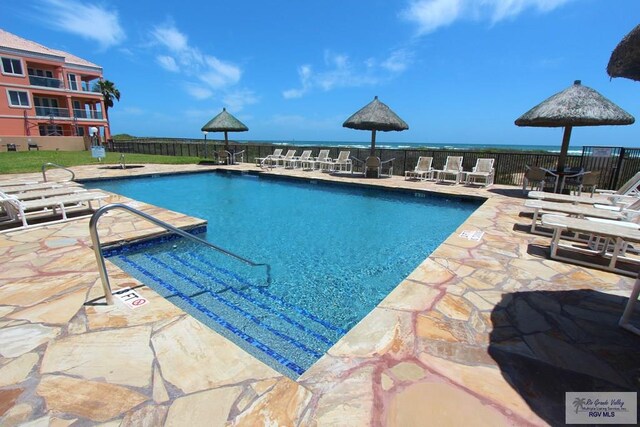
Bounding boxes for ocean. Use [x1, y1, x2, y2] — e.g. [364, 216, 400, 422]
[248, 140, 584, 155]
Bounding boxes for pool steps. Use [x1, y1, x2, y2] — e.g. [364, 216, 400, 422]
[112, 248, 346, 377]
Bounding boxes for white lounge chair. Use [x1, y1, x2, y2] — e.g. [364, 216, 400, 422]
[405, 157, 434, 181]
[302, 150, 330, 170]
[274, 149, 297, 168]
[0, 181, 83, 194]
[255, 148, 283, 168]
[595, 171, 640, 198]
[528, 190, 638, 207]
[524, 199, 625, 235]
[465, 158, 495, 187]
[1, 192, 107, 228]
[541, 213, 640, 277]
[434, 156, 464, 184]
[285, 150, 312, 169]
[0, 187, 86, 201]
[321, 151, 352, 173]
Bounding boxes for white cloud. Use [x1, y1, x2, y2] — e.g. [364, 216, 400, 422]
[222, 89, 259, 112]
[283, 50, 409, 99]
[401, 0, 574, 35]
[185, 84, 213, 100]
[156, 55, 179, 72]
[34, 0, 125, 48]
[150, 22, 248, 103]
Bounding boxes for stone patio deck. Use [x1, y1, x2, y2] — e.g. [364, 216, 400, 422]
[0, 163, 638, 426]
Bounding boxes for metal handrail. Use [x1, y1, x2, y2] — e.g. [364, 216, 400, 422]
[89, 203, 272, 305]
[119, 154, 126, 169]
[42, 163, 76, 182]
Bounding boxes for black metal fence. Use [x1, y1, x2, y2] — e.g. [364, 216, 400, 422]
[110, 138, 640, 191]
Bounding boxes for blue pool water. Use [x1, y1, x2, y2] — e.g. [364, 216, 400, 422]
[85, 172, 481, 377]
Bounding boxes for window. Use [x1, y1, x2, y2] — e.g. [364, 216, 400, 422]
[68, 73, 78, 91]
[7, 90, 30, 107]
[39, 124, 63, 136]
[1, 57, 23, 75]
[28, 68, 53, 78]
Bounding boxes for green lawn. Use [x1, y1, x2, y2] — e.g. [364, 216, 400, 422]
[0, 150, 201, 174]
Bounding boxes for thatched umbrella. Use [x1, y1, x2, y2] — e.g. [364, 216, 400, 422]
[515, 80, 634, 173]
[343, 96, 409, 156]
[607, 24, 640, 81]
[201, 108, 249, 157]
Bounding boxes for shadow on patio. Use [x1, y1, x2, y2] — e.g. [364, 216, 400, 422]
[489, 290, 640, 425]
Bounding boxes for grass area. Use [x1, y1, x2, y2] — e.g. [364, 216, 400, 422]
[0, 150, 201, 174]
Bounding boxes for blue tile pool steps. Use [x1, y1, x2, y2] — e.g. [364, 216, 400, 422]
[108, 238, 347, 378]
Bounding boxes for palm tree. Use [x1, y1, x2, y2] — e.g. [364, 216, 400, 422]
[572, 397, 587, 414]
[93, 79, 120, 125]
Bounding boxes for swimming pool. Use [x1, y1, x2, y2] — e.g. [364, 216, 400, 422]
[86, 172, 482, 377]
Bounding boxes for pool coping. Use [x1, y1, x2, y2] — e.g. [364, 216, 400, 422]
[0, 162, 636, 426]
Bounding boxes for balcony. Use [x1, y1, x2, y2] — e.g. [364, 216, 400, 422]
[35, 106, 70, 118]
[29, 75, 63, 89]
[73, 109, 103, 119]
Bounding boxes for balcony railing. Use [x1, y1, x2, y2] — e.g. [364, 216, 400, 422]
[73, 109, 103, 119]
[29, 75, 63, 89]
[35, 106, 70, 118]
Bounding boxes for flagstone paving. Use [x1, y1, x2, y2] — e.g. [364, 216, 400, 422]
[0, 162, 638, 426]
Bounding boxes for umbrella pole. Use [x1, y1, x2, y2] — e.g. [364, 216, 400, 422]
[370, 130, 376, 157]
[556, 125, 572, 173]
[224, 131, 229, 164]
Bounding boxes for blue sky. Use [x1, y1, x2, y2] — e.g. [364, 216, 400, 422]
[2, 0, 640, 147]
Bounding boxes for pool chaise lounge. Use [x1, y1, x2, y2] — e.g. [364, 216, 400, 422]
[302, 149, 330, 170]
[0, 180, 82, 194]
[0, 186, 87, 201]
[404, 156, 434, 181]
[528, 190, 639, 207]
[320, 150, 352, 173]
[524, 199, 627, 234]
[595, 170, 640, 198]
[434, 156, 464, 185]
[465, 158, 495, 187]
[1, 191, 107, 228]
[255, 148, 284, 168]
[285, 150, 312, 169]
[540, 213, 640, 277]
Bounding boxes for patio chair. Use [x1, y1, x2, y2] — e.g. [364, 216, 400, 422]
[285, 150, 312, 169]
[365, 156, 381, 178]
[0, 181, 83, 194]
[274, 149, 297, 168]
[255, 148, 283, 168]
[380, 158, 394, 177]
[321, 151, 352, 173]
[0, 187, 86, 201]
[595, 171, 640, 198]
[1, 191, 108, 228]
[540, 213, 640, 277]
[465, 158, 495, 187]
[560, 171, 599, 197]
[301, 150, 329, 170]
[405, 157, 434, 181]
[523, 165, 556, 194]
[434, 156, 464, 184]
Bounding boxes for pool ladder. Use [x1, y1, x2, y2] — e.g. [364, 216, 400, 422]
[89, 203, 272, 305]
[41, 162, 76, 182]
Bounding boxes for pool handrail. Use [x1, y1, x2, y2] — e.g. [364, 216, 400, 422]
[89, 203, 272, 305]
[42, 162, 76, 182]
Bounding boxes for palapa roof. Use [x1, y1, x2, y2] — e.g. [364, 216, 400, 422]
[607, 24, 640, 81]
[515, 80, 634, 127]
[343, 96, 409, 131]
[201, 108, 249, 132]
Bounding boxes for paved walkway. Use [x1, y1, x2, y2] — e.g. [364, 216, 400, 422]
[0, 163, 638, 426]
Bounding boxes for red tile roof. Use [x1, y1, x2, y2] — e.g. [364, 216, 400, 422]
[0, 29, 101, 69]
